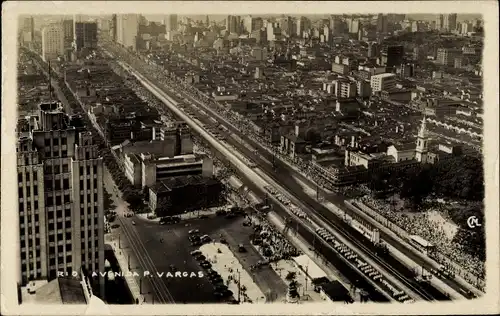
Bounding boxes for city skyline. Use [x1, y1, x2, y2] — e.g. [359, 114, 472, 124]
[2, 2, 499, 315]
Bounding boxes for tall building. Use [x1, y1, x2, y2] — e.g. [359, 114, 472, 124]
[435, 14, 444, 31]
[443, 14, 457, 32]
[116, 14, 139, 51]
[22, 16, 35, 42]
[62, 20, 74, 49]
[17, 102, 105, 296]
[385, 45, 404, 67]
[163, 14, 178, 32]
[297, 16, 311, 37]
[367, 42, 379, 58]
[226, 15, 240, 34]
[74, 21, 98, 51]
[243, 15, 256, 33]
[436, 48, 461, 66]
[111, 14, 117, 41]
[376, 14, 388, 33]
[461, 21, 473, 35]
[41, 24, 64, 62]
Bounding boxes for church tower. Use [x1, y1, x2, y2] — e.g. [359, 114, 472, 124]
[415, 116, 429, 163]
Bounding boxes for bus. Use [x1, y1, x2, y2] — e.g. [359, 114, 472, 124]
[409, 235, 435, 254]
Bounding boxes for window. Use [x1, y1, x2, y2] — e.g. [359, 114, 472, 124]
[94, 193, 98, 201]
[63, 179, 69, 189]
[45, 139, 51, 147]
[26, 186, 31, 196]
[79, 166, 84, 175]
[34, 201, 38, 210]
[87, 179, 90, 188]
[33, 185, 38, 195]
[66, 220, 71, 228]
[66, 255, 72, 263]
[64, 193, 70, 201]
[62, 150, 67, 157]
[34, 214, 39, 222]
[19, 202, 24, 212]
[18, 173, 23, 182]
[62, 164, 69, 173]
[57, 245, 63, 253]
[36, 250, 40, 258]
[55, 196, 61, 205]
[58, 257, 64, 265]
[56, 222, 63, 230]
[93, 165, 97, 174]
[46, 196, 53, 206]
[49, 235, 55, 242]
[94, 217, 98, 225]
[65, 209, 71, 217]
[81, 231, 85, 238]
[61, 138, 67, 145]
[55, 181, 61, 191]
[35, 226, 40, 234]
[26, 173, 30, 181]
[80, 179, 84, 188]
[33, 172, 37, 182]
[19, 187, 24, 198]
[65, 232, 71, 240]
[53, 138, 59, 146]
[80, 219, 85, 227]
[48, 223, 54, 231]
[93, 179, 97, 187]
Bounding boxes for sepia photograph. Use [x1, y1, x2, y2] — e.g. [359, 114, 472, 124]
[1, 1, 499, 315]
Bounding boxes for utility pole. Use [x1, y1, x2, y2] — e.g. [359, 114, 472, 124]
[237, 269, 241, 303]
[139, 277, 142, 294]
[118, 233, 121, 249]
[128, 254, 131, 270]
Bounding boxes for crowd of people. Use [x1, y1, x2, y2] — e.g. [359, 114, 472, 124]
[250, 215, 302, 265]
[357, 195, 485, 288]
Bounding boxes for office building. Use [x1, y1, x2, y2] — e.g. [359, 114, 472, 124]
[376, 14, 388, 33]
[164, 14, 178, 32]
[370, 73, 396, 92]
[443, 14, 457, 32]
[74, 21, 98, 51]
[41, 24, 64, 62]
[385, 45, 404, 68]
[226, 15, 240, 34]
[367, 42, 379, 58]
[243, 15, 258, 33]
[116, 14, 139, 51]
[437, 48, 461, 66]
[17, 102, 105, 296]
[435, 14, 444, 31]
[62, 20, 74, 50]
[22, 16, 35, 42]
[335, 80, 357, 99]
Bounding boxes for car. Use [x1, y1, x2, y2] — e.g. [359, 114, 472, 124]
[190, 250, 202, 256]
[191, 240, 202, 247]
[201, 261, 212, 269]
[238, 244, 246, 253]
[189, 229, 200, 235]
[195, 255, 206, 261]
[189, 235, 200, 241]
[199, 214, 209, 219]
[220, 238, 227, 244]
[131, 221, 136, 225]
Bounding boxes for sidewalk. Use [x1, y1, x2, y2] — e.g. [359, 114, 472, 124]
[265, 211, 383, 303]
[105, 233, 145, 304]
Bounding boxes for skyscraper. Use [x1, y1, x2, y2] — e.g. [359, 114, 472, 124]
[435, 14, 444, 31]
[41, 24, 64, 62]
[443, 14, 457, 32]
[74, 21, 98, 51]
[17, 102, 105, 295]
[376, 14, 388, 33]
[116, 14, 139, 50]
[297, 16, 311, 37]
[164, 14, 178, 32]
[62, 19, 74, 50]
[22, 16, 35, 42]
[385, 45, 404, 67]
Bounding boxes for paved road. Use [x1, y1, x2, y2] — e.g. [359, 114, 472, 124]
[101, 43, 456, 301]
[174, 95, 450, 301]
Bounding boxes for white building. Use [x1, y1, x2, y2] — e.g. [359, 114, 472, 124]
[116, 14, 139, 51]
[17, 102, 105, 296]
[41, 24, 64, 62]
[370, 73, 396, 93]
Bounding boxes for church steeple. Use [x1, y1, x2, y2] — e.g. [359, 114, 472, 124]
[415, 115, 428, 163]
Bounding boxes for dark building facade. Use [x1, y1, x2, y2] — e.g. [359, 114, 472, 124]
[74, 22, 98, 51]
